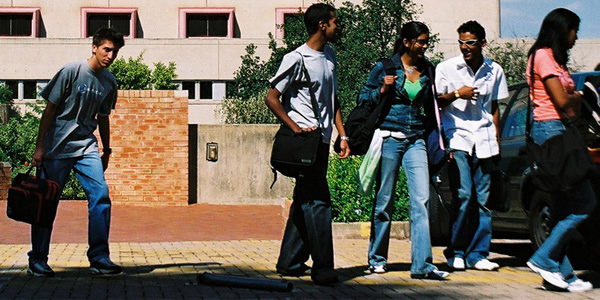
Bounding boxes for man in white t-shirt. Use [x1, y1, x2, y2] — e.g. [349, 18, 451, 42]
[435, 21, 508, 272]
[266, 3, 350, 285]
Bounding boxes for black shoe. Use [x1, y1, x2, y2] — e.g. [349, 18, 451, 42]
[277, 263, 311, 276]
[90, 258, 122, 275]
[410, 270, 449, 281]
[312, 269, 339, 286]
[28, 261, 55, 277]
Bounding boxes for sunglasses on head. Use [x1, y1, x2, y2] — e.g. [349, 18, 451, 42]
[458, 39, 479, 46]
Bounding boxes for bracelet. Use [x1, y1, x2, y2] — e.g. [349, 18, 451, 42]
[340, 136, 349, 141]
[454, 90, 460, 99]
[103, 148, 112, 155]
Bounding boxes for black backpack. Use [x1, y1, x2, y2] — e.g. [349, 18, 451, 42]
[334, 58, 396, 155]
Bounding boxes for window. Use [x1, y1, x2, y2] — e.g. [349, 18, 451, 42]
[199, 81, 213, 99]
[2, 80, 40, 100]
[179, 8, 234, 38]
[179, 81, 226, 100]
[0, 8, 40, 37]
[275, 8, 305, 39]
[81, 8, 137, 38]
[501, 87, 530, 139]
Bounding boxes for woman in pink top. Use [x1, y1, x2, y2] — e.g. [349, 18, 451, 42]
[524, 8, 596, 293]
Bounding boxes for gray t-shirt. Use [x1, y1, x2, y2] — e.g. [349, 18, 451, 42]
[269, 44, 337, 143]
[40, 60, 118, 159]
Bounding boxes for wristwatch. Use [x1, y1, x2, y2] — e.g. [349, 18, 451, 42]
[340, 136, 349, 141]
[454, 90, 460, 99]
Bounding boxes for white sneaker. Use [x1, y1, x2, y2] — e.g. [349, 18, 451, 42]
[448, 257, 465, 270]
[527, 261, 569, 289]
[472, 259, 499, 271]
[567, 279, 593, 292]
[369, 265, 387, 274]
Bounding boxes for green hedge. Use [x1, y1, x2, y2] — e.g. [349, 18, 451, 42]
[327, 155, 410, 222]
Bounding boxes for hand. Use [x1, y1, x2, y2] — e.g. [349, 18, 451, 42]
[380, 75, 398, 94]
[32, 146, 46, 167]
[294, 126, 317, 135]
[457, 86, 480, 100]
[101, 152, 110, 171]
[338, 139, 350, 159]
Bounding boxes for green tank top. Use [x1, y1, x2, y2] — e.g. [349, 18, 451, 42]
[404, 80, 422, 101]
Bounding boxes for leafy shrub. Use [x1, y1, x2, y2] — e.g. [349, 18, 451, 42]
[219, 89, 278, 124]
[110, 52, 178, 90]
[0, 83, 13, 105]
[486, 39, 529, 85]
[327, 155, 410, 222]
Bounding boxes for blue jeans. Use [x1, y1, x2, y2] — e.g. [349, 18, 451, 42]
[276, 143, 335, 279]
[368, 137, 437, 275]
[444, 150, 493, 267]
[28, 153, 112, 263]
[529, 120, 597, 280]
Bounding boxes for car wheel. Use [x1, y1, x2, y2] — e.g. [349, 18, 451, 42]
[429, 182, 449, 246]
[528, 190, 551, 249]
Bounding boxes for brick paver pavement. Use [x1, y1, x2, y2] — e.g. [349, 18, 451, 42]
[1, 202, 599, 299]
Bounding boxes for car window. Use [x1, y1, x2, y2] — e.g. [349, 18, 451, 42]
[501, 87, 530, 138]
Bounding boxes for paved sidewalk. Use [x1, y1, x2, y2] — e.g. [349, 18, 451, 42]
[1, 202, 599, 299]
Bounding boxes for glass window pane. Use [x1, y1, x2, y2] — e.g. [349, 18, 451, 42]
[11, 14, 32, 36]
[187, 14, 228, 37]
[200, 81, 212, 99]
[0, 15, 10, 36]
[187, 14, 208, 37]
[88, 15, 109, 37]
[4, 81, 18, 100]
[109, 14, 131, 36]
[24, 81, 37, 99]
[182, 81, 196, 100]
[207, 15, 228, 37]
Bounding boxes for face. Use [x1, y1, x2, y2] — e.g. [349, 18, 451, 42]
[458, 32, 485, 63]
[403, 33, 429, 58]
[91, 40, 121, 69]
[567, 28, 578, 49]
[322, 12, 341, 43]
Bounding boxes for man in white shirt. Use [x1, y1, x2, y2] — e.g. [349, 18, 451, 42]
[435, 20, 508, 272]
[265, 3, 350, 285]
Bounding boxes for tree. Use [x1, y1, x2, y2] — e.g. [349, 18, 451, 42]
[486, 39, 529, 85]
[109, 52, 178, 90]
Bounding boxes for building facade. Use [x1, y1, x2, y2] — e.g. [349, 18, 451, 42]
[1, 0, 597, 124]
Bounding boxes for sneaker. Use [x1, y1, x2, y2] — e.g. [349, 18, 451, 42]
[471, 259, 500, 271]
[27, 261, 55, 277]
[448, 257, 465, 270]
[369, 265, 387, 274]
[527, 261, 568, 289]
[90, 258, 122, 275]
[410, 269, 450, 280]
[312, 269, 339, 286]
[277, 264, 311, 276]
[567, 279, 593, 292]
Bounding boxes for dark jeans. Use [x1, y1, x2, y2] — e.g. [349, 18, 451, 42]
[276, 142, 334, 279]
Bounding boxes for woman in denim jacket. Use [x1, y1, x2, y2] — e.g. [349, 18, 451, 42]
[359, 21, 448, 280]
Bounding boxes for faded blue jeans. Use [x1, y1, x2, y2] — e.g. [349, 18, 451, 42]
[368, 137, 437, 275]
[444, 149, 494, 267]
[28, 153, 112, 264]
[528, 120, 597, 280]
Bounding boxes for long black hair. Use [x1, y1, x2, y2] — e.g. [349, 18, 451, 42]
[528, 8, 580, 66]
[393, 21, 429, 55]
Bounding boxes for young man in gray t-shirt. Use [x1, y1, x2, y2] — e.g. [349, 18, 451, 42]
[28, 28, 124, 277]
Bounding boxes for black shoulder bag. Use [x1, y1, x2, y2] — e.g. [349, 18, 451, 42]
[270, 52, 323, 184]
[524, 51, 596, 192]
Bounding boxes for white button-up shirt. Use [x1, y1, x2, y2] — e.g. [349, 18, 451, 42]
[435, 55, 509, 159]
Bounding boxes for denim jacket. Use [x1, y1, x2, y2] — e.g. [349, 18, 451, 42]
[357, 54, 435, 136]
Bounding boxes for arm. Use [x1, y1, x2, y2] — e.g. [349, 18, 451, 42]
[543, 75, 582, 111]
[265, 88, 312, 134]
[437, 85, 481, 108]
[334, 96, 350, 159]
[97, 115, 111, 171]
[358, 62, 393, 108]
[32, 102, 58, 166]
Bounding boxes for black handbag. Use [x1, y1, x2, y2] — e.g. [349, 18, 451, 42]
[524, 53, 596, 192]
[487, 166, 510, 212]
[270, 52, 322, 182]
[6, 165, 60, 228]
[426, 66, 447, 175]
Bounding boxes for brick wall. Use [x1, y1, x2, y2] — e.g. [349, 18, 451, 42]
[104, 90, 188, 205]
[0, 162, 11, 201]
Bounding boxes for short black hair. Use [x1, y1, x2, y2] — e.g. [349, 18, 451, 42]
[304, 3, 336, 35]
[93, 27, 125, 49]
[457, 20, 486, 41]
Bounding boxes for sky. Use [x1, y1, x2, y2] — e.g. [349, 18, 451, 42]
[501, 0, 600, 38]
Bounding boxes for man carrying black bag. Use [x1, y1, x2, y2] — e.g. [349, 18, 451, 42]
[265, 3, 350, 285]
[28, 28, 124, 277]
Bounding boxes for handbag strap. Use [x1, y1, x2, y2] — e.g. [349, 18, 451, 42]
[427, 66, 445, 150]
[294, 51, 321, 128]
[525, 51, 536, 139]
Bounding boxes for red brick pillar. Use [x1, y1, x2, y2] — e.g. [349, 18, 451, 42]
[0, 162, 11, 200]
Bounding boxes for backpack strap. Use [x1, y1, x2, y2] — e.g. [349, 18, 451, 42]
[379, 58, 397, 76]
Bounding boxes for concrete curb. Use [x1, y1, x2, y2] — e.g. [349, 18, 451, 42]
[333, 221, 410, 240]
